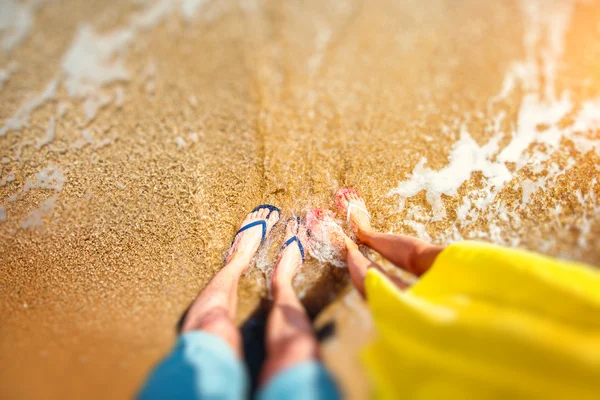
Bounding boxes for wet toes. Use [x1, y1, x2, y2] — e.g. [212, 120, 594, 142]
[284, 221, 293, 237]
[288, 218, 299, 235]
[267, 210, 280, 227]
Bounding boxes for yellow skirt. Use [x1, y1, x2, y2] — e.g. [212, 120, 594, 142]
[362, 241, 600, 399]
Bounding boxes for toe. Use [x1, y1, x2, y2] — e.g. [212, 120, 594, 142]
[267, 209, 280, 227]
[285, 218, 296, 237]
[335, 195, 345, 211]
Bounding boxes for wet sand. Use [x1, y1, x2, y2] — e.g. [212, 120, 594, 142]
[1, 0, 599, 398]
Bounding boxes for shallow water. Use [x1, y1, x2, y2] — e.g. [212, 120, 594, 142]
[1, 0, 599, 398]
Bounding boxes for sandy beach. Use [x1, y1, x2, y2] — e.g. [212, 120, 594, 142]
[1, 0, 599, 398]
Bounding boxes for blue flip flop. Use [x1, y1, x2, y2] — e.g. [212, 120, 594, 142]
[280, 217, 305, 262]
[251, 204, 280, 219]
[232, 204, 281, 245]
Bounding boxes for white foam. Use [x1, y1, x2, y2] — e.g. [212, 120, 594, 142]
[61, 0, 209, 99]
[23, 165, 65, 192]
[437, 224, 463, 244]
[491, 61, 536, 103]
[180, 0, 210, 21]
[307, 22, 332, 74]
[36, 117, 55, 149]
[497, 93, 572, 166]
[188, 132, 199, 143]
[0, 0, 38, 52]
[520, 179, 544, 205]
[175, 136, 187, 150]
[389, 129, 510, 220]
[2, 0, 213, 141]
[570, 100, 600, 156]
[401, 220, 432, 242]
[572, 100, 600, 133]
[571, 135, 600, 156]
[62, 26, 133, 98]
[82, 128, 94, 144]
[56, 101, 69, 117]
[133, 0, 173, 29]
[20, 195, 57, 229]
[388, 0, 599, 249]
[94, 131, 118, 149]
[574, 184, 600, 250]
[114, 87, 125, 108]
[305, 212, 347, 268]
[0, 172, 15, 186]
[14, 166, 65, 228]
[70, 128, 117, 150]
[455, 196, 471, 225]
[83, 93, 112, 123]
[0, 61, 18, 91]
[0, 79, 58, 136]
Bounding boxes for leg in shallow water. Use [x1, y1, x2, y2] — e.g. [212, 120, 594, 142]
[341, 228, 409, 297]
[335, 188, 444, 276]
[180, 207, 280, 357]
[259, 219, 319, 385]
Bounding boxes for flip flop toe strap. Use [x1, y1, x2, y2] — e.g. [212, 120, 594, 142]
[232, 220, 267, 244]
[346, 201, 370, 224]
[252, 204, 281, 219]
[281, 236, 305, 262]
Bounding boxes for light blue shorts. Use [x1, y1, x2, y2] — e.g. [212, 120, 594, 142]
[138, 331, 341, 400]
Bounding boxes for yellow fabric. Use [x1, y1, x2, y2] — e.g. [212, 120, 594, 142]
[362, 240, 600, 399]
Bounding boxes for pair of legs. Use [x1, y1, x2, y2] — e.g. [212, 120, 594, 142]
[177, 189, 442, 392]
[334, 189, 445, 296]
[180, 208, 316, 388]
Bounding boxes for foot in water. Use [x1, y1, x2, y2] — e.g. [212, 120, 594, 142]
[305, 208, 357, 267]
[272, 218, 305, 287]
[227, 206, 280, 267]
[335, 188, 372, 241]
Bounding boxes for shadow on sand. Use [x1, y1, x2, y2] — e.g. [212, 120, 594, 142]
[176, 265, 347, 392]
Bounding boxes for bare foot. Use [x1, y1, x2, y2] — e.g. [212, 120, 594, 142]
[335, 188, 372, 239]
[305, 208, 357, 267]
[272, 218, 304, 286]
[227, 207, 280, 267]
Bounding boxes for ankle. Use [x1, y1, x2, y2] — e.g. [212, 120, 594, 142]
[356, 227, 373, 243]
[225, 256, 250, 271]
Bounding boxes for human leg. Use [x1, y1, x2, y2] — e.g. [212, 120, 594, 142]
[181, 207, 280, 355]
[335, 189, 443, 276]
[259, 218, 317, 384]
[139, 206, 280, 399]
[334, 222, 408, 297]
[258, 218, 340, 400]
